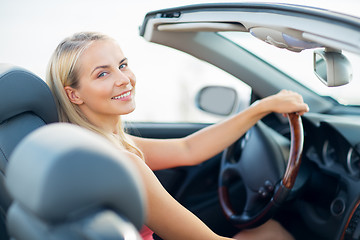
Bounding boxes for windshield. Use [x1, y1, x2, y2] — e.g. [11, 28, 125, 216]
[220, 32, 360, 106]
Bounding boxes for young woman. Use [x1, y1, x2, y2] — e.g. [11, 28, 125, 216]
[47, 32, 309, 240]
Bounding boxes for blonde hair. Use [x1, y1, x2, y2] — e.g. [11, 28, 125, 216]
[46, 32, 144, 159]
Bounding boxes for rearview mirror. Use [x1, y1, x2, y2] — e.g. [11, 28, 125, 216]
[313, 48, 352, 87]
[196, 86, 238, 116]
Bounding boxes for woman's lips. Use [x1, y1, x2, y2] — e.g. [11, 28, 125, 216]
[111, 90, 132, 100]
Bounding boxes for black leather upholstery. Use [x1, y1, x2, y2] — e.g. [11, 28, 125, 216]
[6, 123, 145, 240]
[0, 64, 58, 239]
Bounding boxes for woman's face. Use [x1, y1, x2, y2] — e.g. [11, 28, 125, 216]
[69, 39, 136, 121]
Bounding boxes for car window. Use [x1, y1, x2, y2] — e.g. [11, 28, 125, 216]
[123, 42, 251, 123]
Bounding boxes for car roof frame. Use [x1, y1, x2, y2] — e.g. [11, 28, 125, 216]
[138, 2, 360, 113]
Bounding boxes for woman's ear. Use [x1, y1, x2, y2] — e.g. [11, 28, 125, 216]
[64, 86, 83, 105]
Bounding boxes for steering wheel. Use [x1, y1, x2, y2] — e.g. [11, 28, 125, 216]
[218, 113, 303, 229]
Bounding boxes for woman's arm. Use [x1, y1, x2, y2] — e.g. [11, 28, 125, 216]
[130, 90, 309, 170]
[124, 151, 232, 240]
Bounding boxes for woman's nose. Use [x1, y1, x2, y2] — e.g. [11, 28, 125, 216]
[114, 70, 130, 86]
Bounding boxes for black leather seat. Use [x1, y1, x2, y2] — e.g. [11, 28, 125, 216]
[0, 64, 58, 239]
[5, 123, 145, 240]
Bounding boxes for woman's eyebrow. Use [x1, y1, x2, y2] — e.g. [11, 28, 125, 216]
[120, 57, 127, 64]
[91, 65, 110, 75]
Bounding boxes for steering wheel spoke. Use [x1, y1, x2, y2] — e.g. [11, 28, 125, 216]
[243, 189, 266, 213]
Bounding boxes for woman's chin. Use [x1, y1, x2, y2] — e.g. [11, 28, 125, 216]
[120, 105, 136, 115]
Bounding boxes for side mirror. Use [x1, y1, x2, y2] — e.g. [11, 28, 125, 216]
[196, 86, 238, 116]
[313, 48, 352, 87]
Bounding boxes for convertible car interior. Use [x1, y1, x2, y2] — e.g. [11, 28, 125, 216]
[1, 2, 360, 240]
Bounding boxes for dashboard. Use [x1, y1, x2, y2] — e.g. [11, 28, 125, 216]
[304, 113, 360, 179]
[296, 113, 360, 239]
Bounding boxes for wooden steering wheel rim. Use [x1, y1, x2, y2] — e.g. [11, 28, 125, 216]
[282, 113, 304, 188]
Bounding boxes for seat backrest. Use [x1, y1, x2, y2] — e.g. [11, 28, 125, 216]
[0, 63, 58, 239]
[5, 123, 145, 240]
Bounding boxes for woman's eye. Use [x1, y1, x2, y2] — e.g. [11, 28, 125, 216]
[119, 63, 128, 69]
[98, 72, 108, 78]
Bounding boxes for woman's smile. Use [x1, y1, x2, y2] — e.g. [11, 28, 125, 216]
[111, 90, 132, 101]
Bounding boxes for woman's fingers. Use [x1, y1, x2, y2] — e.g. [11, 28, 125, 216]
[273, 90, 309, 115]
